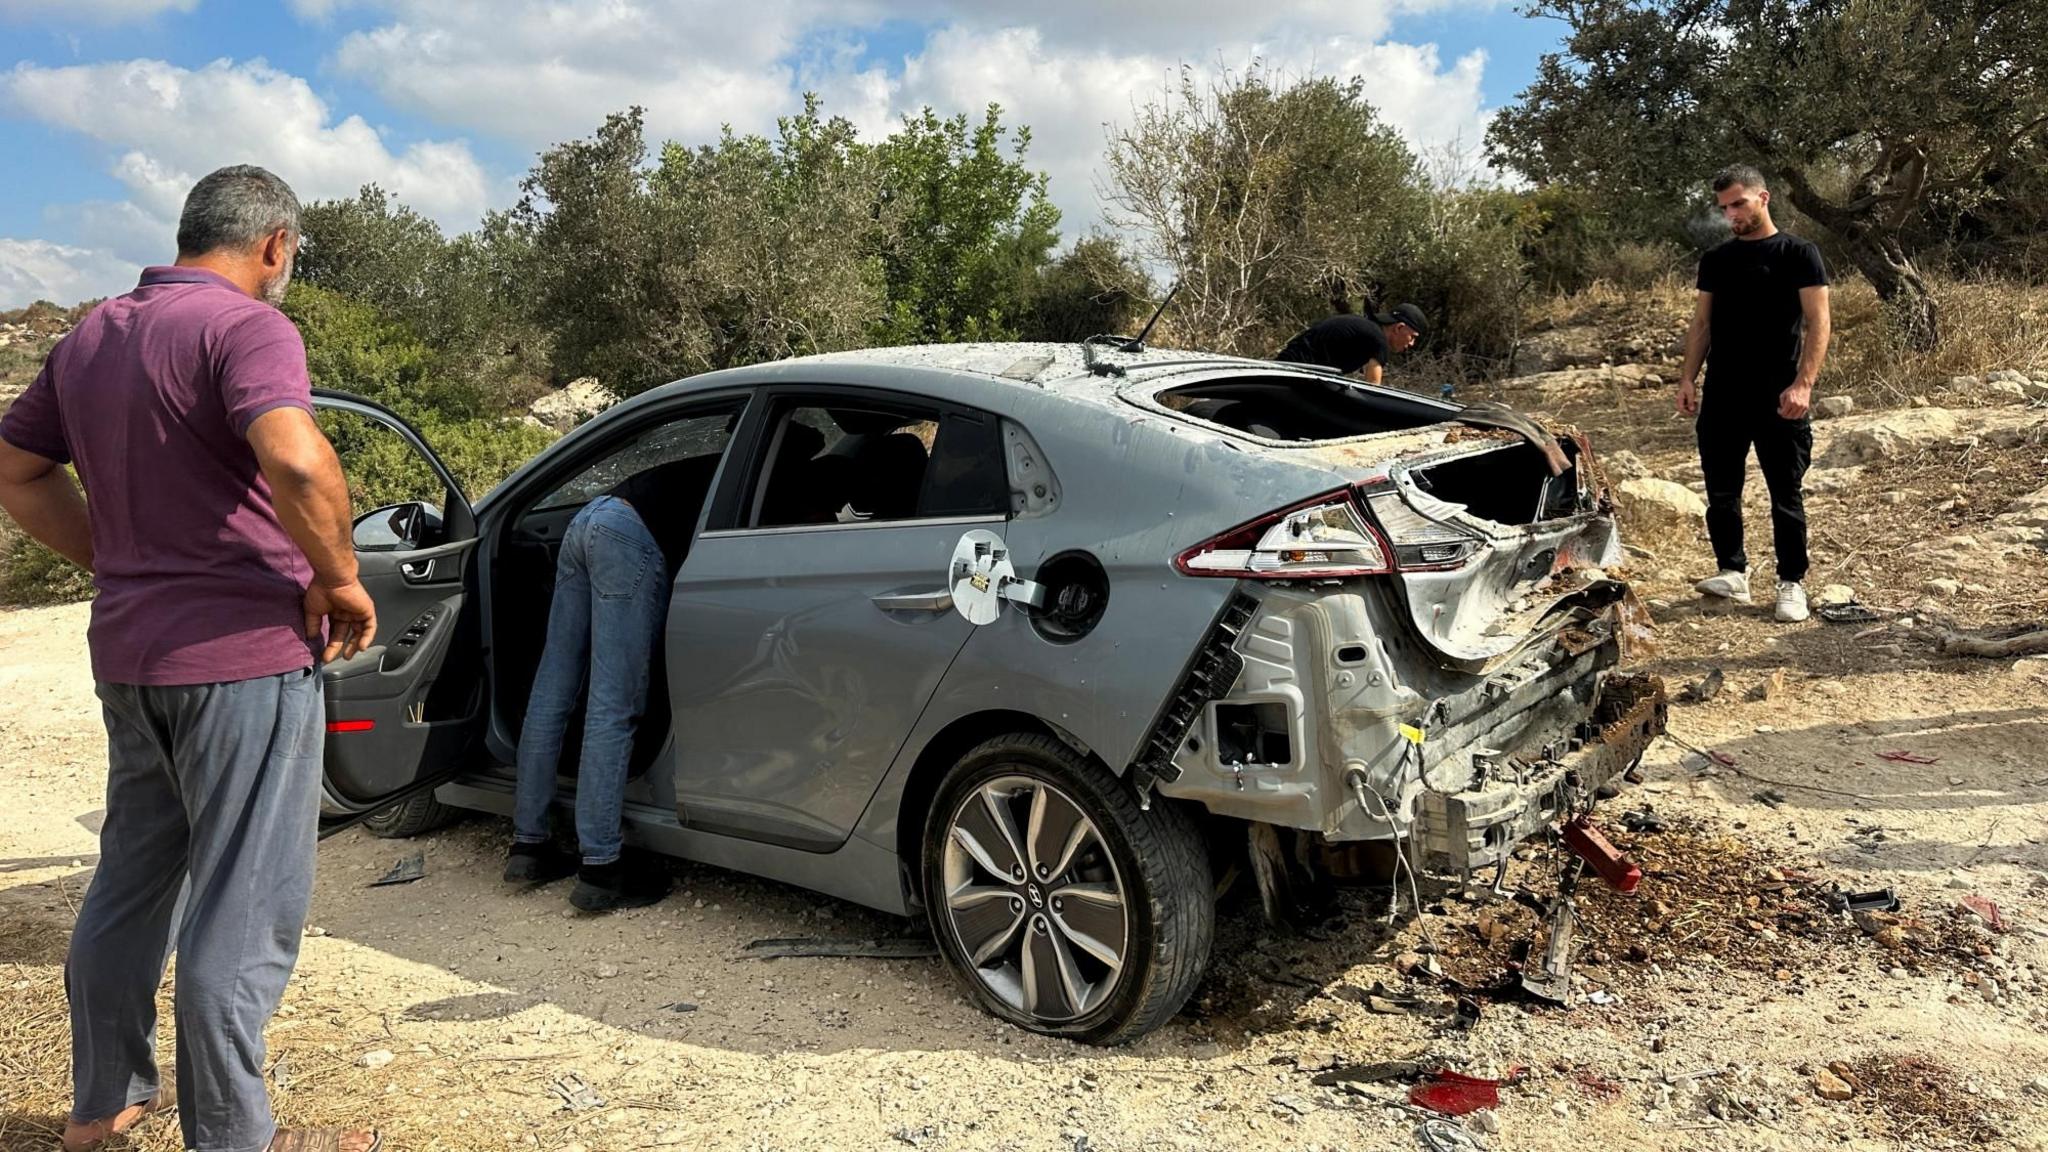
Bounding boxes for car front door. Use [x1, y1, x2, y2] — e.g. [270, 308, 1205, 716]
[667, 389, 1013, 851]
[313, 389, 487, 836]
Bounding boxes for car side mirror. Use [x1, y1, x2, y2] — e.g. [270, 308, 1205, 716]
[353, 502, 443, 551]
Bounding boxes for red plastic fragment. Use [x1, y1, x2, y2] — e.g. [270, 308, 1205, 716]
[1878, 750, 1938, 764]
[1959, 895, 2007, 933]
[1561, 815, 1643, 893]
[1408, 1070, 1502, 1116]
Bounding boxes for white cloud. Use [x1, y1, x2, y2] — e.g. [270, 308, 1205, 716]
[331, 1, 842, 148]
[0, 0, 195, 22]
[320, 3, 1497, 237]
[0, 239, 135, 308]
[868, 25, 1497, 234]
[0, 58, 493, 284]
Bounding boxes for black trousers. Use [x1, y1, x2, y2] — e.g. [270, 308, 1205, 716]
[1696, 392, 1812, 583]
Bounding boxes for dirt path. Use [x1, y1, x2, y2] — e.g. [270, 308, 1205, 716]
[8, 361, 2048, 1152]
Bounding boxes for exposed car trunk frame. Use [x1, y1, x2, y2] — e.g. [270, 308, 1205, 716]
[1122, 365, 1663, 885]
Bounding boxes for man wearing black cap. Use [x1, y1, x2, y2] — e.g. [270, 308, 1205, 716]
[1274, 302, 1427, 382]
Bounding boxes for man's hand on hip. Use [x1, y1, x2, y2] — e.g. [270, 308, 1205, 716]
[1779, 380, 1813, 420]
[1676, 377, 1700, 416]
[306, 580, 377, 662]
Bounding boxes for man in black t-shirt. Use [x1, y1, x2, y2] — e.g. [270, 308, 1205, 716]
[1274, 302, 1427, 383]
[1676, 164, 1832, 623]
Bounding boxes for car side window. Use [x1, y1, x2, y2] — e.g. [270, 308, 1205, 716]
[536, 409, 739, 511]
[750, 399, 1007, 528]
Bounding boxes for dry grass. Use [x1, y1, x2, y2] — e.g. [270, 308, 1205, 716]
[1827, 274, 2048, 407]
[1522, 272, 1695, 335]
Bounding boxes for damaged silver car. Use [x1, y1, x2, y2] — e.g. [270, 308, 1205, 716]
[314, 340, 1665, 1045]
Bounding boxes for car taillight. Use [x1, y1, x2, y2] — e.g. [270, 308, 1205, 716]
[1363, 489, 1484, 570]
[1176, 491, 1393, 579]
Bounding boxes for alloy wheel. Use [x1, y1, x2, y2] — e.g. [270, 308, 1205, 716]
[939, 775, 1130, 1022]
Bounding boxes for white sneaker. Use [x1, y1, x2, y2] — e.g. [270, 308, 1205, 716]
[1695, 569, 1751, 601]
[1775, 581, 1810, 623]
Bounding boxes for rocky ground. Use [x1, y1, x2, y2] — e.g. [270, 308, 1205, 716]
[3, 315, 2048, 1151]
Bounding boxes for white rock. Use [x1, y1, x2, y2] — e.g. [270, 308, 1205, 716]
[1818, 408, 1964, 465]
[1815, 583, 1856, 606]
[528, 377, 620, 433]
[1814, 395, 1855, 419]
[1924, 578, 1963, 597]
[1613, 478, 1707, 528]
[358, 1049, 395, 1069]
[1601, 449, 1652, 481]
[1805, 466, 1865, 494]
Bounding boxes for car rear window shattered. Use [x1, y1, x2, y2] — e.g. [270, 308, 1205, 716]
[1155, 375, 1447, 441]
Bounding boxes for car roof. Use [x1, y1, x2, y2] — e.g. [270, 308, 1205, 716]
[732, 341, 1306, 396]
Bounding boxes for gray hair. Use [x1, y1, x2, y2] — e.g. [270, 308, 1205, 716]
[1712, 164, 1767, 194]
[176, 165, 301, 257]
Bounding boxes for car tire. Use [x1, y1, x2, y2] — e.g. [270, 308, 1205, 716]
[922, 732, 1213, 1045]
[361, 790, 461, 839]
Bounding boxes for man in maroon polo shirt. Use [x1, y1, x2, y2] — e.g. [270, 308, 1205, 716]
[0, 166, 380, 1152]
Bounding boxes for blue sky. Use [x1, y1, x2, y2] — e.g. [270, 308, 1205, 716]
[0, 0, 1571, 308]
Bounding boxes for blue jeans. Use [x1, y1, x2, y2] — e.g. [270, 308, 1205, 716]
[513, 496, 668, 865]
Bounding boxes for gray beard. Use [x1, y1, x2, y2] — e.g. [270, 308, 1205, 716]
[260, 259, 294, 306]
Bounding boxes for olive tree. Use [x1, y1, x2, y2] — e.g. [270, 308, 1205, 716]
[1104, 65, 1432, 357]
[1488, 0, 2048, 349]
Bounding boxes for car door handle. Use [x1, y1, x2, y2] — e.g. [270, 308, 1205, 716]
[871, 588, 954, 613]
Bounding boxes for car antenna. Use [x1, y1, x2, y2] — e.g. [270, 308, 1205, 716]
[1120, 281, 1180, 353]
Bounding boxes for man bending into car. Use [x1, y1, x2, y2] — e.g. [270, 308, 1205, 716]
[503, 465, 681, 911]
[1274, 301, 1427, 382]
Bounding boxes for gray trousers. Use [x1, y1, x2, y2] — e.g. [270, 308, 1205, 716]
[69, 668, 323, 1152]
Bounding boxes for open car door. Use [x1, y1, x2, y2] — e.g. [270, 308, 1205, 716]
[313, 389, 487, 837]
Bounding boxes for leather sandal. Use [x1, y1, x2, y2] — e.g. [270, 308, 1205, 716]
[60, 1087, 177, 1152]
[268, 1129, 384, 1152]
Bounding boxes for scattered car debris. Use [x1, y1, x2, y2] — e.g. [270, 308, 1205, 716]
[892, 1124, 938, 1147]
[1956, 895, 2007, 933]
[661, 1001, 699, 1013]
[1751, 788, 1787, 808]
[1414, 1118, 1486, 1152]
[1620, 806, 1667, 833]
[1562, 815, 1643, 894]
[549, 1072, 605, 1112]
[1408, 1069, 1520, 1117]
[1311, 1060, 1434, 1088]
[1678, 668, 1726, 704]
[1877, 750, 1939, 765]
[739, 936, 940, 960]
[369, 852, 425, 887]
[1823, 887, 1900, 915]
[1816, 602, 1881, 624]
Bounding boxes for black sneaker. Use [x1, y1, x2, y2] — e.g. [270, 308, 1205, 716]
[503, 842, 577, 885]
[570, 859, 672, 912]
